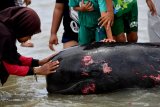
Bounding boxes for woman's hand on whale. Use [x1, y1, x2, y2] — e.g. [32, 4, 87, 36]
[34, 60, 59, 75]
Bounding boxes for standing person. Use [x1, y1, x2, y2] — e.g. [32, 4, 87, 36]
[99, 0, 138, 42]
[69, 0, 115, 45]
[146, 0, 160, 42]
[49, 0, 79, 51]
[125, 0, 138, 42]
[114, 0, 138, 42]
[0, 7, 59, 85]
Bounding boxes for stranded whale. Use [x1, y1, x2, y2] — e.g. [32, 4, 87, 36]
[46, 42, 160, 94]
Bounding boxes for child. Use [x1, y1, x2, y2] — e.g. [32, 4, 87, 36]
[112, 0, 138, 42]
[69, 0, 115, 45]
[99, 0, 138, 42]
[49, 0, 79, 51]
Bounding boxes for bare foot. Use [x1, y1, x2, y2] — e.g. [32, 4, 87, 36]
[21, 40, 34, 47]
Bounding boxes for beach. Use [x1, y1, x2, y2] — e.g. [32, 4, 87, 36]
[1, 0, 160, 107]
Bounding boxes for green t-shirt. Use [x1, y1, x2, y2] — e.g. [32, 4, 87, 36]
[69, 0, 107, 27]
[113, 0, 137, 17]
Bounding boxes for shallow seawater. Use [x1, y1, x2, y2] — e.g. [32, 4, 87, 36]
[1, 0, 159, 107]
[1, 77, 160, 107]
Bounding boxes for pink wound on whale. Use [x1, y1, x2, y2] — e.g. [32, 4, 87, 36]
[103, 63, 112, 74]
[143, 74, 160, 82]
[82, 55, 93, 66]
[81, 83, 95, 94]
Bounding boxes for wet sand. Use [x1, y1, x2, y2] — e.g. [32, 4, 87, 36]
[1, 0, 160, 107]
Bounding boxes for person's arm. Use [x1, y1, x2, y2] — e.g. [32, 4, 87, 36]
[49, 3, 64, 51]
[19, 55, 39, 67]
[98, 1, 115, 42]
[106, 0, 114, 27]
[3, 53, 60, 76]
[146, 0, 157, 16]
[106, 0, 113, 13]
[98, 0, 114, 28]
[101, 12, 114, 42]
[2, 60, 59, 76]
[3, 61, 33, 76]
[19, 53, 58, 67]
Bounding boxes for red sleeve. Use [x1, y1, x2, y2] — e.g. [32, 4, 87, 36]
[19, 56, 32, 66]
[3, 61, 30, 76]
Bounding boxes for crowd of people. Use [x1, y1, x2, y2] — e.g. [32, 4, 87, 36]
[0, 0, 159, 85]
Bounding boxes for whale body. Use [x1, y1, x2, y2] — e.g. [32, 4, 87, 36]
[46, 42, 160, 94]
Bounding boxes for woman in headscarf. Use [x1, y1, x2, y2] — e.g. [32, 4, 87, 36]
[0, 7, 59, 85]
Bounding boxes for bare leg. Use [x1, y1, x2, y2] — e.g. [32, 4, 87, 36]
[114, 33, 126, 42]
[127, 32, 138, 42]
[21, 39, 34, 47]
[63, 40, 78, 49]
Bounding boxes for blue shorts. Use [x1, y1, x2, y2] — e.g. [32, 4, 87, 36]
[62, 34, 78, 43]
